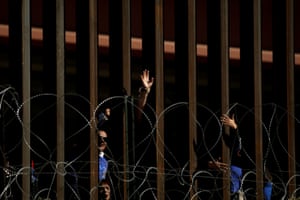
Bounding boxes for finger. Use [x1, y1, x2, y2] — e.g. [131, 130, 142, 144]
[222, 114, 229, 120]
[220, 115, 225, 120]
[144, 69, 149, 76]
[150, 77, 154, 83]
[220, 163, 229, 168]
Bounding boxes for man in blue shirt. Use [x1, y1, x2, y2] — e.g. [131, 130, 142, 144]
[98, 129, 109, 181]
[97, 106, 110, 182]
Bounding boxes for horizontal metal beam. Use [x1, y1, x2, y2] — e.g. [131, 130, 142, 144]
[1, 24, 300, 65]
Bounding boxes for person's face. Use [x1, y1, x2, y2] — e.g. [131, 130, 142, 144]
[105, 108, 111, 117]
[99, 182, 111, 200]
[98, 130, 108, 152]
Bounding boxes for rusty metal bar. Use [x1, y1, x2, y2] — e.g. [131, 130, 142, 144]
[56, 0, 65, 199]
[122, 0, 131, 95]
[55, 0, 66, 199]
[220, 1, 230, 200]
[122, 1, 131, 199]
[253, 0, 263, 198]
[286, 0, 296, 196]
[155, 0, 165, 199]
[21, 0, 31, 199]
[187, 0, 197, 198]
[89, 0, 98, 199]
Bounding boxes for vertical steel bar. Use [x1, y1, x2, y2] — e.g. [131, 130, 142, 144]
[123, 96, 129, 200]
[22, 0, 31, 199]
[89, 0, 98, 199]
[187, 0, 197, 198]
[56, 0, 65, 198]
[122, 0, 131, 95]
[220, 1, 230, 199]
[122, 1, 131, 199]
[253, 0, 263, 198]
[155, 0, 164, 199]
[286, 0, 296, 196]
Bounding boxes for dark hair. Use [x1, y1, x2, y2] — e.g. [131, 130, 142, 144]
[96, 109, 111, 134]
[99, 179, 110, 186]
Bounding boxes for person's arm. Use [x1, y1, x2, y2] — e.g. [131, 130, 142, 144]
[221, 113, 243, 158]
[220, 114, 237, 130]
[137, 69, 154, 120]
[220, 113, 239, 148]
[208, 158, 229, 172]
